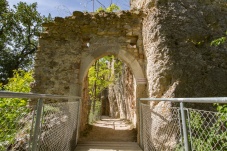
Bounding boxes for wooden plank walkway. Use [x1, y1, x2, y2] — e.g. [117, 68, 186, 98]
[75, 142, 143, 151]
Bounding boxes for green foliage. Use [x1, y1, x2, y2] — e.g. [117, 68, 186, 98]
[0, 70, 34, 150]
[113, 59, 123, 79]
[96, 3, 120, 12]
[215, 103, 227, 113]
[88, 55, 123, 122]
[96, 6, 105, 12]
[106, 3, 120, 12]
[88, 56, 123, 100]
[0, 0, 52, 84]
[3, 70, 33, 92]
[188, 110, 227, 151]
[211, 37, 226, 46]
[211, 31, 227, 46]
[88, 100, 101, 124]
[88, 56, 112, 100]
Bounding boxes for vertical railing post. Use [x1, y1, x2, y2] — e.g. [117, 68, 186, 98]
[186, 109, 193, 150]
[139, 99, 144, 149]
[177, 109, 184, 148]
[180, 102, 189, 151]
[75, 98, 81, 145]
[31, 98, 43, 151]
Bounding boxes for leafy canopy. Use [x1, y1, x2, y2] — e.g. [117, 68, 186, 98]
[0, 0, 52, 84]
[88, 56, 112, 100]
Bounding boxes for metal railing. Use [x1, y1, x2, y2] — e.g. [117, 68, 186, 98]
[139, 97, 227, 151]
[0, 91, 81, 151]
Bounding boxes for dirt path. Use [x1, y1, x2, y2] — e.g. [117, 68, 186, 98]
[79, 116, 137, 142]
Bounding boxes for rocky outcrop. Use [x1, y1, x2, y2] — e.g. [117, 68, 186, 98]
[135, 0, 227, 98]
[108, 63, 137, 127]
[134, 0, 227, 149]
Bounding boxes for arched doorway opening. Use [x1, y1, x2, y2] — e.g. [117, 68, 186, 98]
[81, 55, 137, 142]
[78, 47, 147, 142]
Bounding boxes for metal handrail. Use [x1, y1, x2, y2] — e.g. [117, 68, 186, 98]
[139, 97, 227, 151]
[140, 97, 227, 103]
[0, 91, 81, 99]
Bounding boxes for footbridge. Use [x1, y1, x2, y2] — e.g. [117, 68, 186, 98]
[0, 91, 227, 151]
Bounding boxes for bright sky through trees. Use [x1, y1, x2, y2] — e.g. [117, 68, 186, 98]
[7, 0, 130, 17]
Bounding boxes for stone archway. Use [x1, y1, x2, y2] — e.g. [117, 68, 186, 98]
[79, 46, 145, 85]
[79, 45, 147, 141]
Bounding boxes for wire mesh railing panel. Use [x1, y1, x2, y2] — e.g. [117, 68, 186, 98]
[187, 108, 227, 151]
[38, 101, 80, 151]
[141, 103, 182, 151]
[141, 104, 156, 151]
[0, 92, 81, 151]
[0, 105, 35, 151]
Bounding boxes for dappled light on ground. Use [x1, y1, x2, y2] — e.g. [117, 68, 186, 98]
[92, 116, 134, 130]
[79, 116, 137, 142]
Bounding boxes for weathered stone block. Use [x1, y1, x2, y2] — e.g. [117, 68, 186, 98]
[42, 22, 55, 27]
[126, 31, 133, 36]
[73, 11, 84, 17]
[54, 17, 65, 23]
